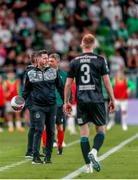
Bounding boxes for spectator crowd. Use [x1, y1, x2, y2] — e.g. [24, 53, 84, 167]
[0, 0, 138, 131]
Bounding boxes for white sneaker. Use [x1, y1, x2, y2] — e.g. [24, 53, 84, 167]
[53, 142, 57, 147]
[85, 163, 93, 173]
[122, 124, 128, 131]
[88, 152, 101, 172]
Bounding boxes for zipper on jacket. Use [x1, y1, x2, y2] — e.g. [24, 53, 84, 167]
[42, 70, 44, 81]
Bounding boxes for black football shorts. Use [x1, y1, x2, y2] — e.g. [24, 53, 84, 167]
[56, 106, 64, 125]
[77, 102, 106, 126]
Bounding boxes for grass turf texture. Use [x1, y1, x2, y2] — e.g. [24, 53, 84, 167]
[0, 125, 138, 179]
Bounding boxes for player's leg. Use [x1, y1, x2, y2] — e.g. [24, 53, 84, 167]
[63, 112, 67, 131]
[56, 106, 64, 155]
[80, 123, 93, 173]
[62, 114, 67, 147]
[77, 104, 92, 173]
[106, 113, 115, 130]
[0, 106, 5, 132]
[25, 128, 35, 158]
[42, 127, 47, 153]
[120, 100, 128, 131]
[57, 124, 64, 155]
[32, 109, 45, 164]
[88, 103, 106, 172]
[53, 126, 57, 147]
[88, 125, 105, 172]
[23, 108, 30, 127]
[107, 100, 117, 130]
[67, 105, 77, 135]
[94, 126, 106, 151]
[25, 109, 35, 158]
[5, 102, 14, 132]
[44, 105, 56, 163]
[15, 111, 25, 132]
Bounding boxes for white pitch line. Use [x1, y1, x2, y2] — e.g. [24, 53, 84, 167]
[0, 159, 30, 172]
[66, 140, 79, 147]
[0, 140, 79, 173]
[62, 133, 138, 179]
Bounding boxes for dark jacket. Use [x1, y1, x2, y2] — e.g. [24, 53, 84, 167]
[22, 65, 34, 109]
[22, 66, 64, 107]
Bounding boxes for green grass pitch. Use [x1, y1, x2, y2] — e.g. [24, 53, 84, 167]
[0, 125, 138, 179]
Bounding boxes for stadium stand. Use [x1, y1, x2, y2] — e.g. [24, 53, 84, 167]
[0, 0, 138, 131]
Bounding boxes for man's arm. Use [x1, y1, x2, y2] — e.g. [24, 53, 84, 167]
[64, 78, 73, 103]
[64, 59, 75, 113]
[102, 74, 116, 113]
[22, 73, 32, 101]
[64, 78, 73, 113]
[102, 75, 115, 101]
[55, 72, 64, 101]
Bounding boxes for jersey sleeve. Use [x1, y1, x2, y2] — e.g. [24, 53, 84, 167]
[101, 58, 110, 76]
[55, 71, 64, 101]
[67, 60, 75, 78]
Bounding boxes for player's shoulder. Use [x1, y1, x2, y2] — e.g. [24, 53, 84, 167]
[70, 57, 78, 64]
[93, 53, 108, 66]
[46, 67, 58, 79]
[92, 53, 105, 61]
[47, 66, 57, 72]
[58, 69, 67, 75]
[71, 53, 105, 61]
[25, 64, 35, 72]
[24, 65, 35, 76]
[70, 55, 83, 65]
[46, 66, 58, 75]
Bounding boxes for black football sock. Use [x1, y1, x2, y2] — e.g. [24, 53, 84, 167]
[80, 137, 90, 164]
[92, 131, 105, 151]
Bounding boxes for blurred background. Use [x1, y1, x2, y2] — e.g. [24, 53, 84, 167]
[0, 0, 138, 132]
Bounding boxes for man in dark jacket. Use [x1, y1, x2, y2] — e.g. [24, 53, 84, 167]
[24, 52, 37, 159]
[22, 50, 64, 164]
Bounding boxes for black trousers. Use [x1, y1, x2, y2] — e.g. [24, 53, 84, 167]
[30, 104, 56, 158]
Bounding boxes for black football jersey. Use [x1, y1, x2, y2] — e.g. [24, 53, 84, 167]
[68, 52, 109, 103]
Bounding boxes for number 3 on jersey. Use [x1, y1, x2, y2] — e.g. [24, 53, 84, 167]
[81, 64, 90, 84]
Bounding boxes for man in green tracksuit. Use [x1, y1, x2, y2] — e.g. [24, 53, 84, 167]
[48, 53, 67, 155]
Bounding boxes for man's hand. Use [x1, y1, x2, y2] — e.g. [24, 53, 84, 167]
[108, 100, 116, 113]
[63, 102, 72, 114]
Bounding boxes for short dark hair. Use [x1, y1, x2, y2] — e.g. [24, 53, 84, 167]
[49, 53, 60, 62]
[30, 51, 38, 64]
[37, 49, 48, 56]
[30, 50, 48, 64]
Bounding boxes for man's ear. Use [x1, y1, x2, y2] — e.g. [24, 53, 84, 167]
[93, 42, 97, 49]
[35, 58, 39, 66]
